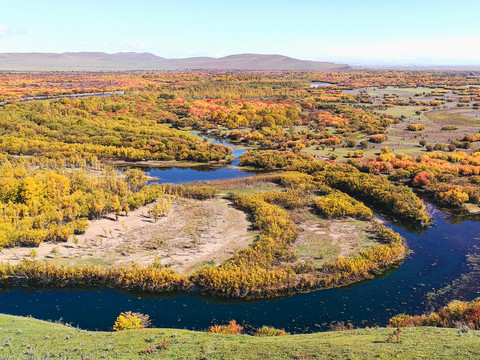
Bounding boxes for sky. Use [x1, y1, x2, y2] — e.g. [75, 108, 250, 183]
[1, 0, 480, 66]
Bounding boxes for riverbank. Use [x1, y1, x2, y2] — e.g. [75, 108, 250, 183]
[1, 314, 478, 359]
[104, 159, 233, 169]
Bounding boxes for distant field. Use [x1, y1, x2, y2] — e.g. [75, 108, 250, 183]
[378, 105, 426, 119]
[337, 86, 480, 157]
[425, 108, 480, 127]
[344, 86, 441, 98]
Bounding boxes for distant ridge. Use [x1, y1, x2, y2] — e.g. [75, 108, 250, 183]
[352, 64, 480, 71]
[0, 52, 350, 71]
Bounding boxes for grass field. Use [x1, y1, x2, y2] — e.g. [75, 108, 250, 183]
[0, 314, 479, 359]
[379, 105, 427, 119]
[425, 108, 480, 127]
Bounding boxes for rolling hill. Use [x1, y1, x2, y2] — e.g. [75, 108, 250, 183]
[0, 52, 350, 71]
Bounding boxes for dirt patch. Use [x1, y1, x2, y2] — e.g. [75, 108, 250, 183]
[0, 198, 254, 275]
[292, 209, 378, 267]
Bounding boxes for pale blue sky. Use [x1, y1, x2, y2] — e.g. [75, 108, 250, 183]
[1, 0, 479, 65]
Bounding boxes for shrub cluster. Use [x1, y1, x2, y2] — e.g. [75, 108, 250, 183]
[208, 320, 244, 335]
[407, 124, 425, 131]
[181, 185, 217, 200]
[390, 298, 480, 330]
[313, 191, 373, 220]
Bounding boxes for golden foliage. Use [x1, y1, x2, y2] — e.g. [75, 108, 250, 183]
[313, 191, 372, 220]
[207, 320, 244, 335]
[390, 298, 480, 330]
[113, 311, 150, 331]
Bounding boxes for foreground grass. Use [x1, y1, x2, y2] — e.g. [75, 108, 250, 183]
[1, 315, 479, 359]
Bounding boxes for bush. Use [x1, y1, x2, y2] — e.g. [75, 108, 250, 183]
[448, 144, 457, 152]
[208, 320, 244, 335]
[324, 171, 429, 225]
[346, 139, 356, 148]
[464, 134, 480, 142]
[435, 185, 469, 207]
[389, 169, 411, 181]
[71, 218, 89, 235]
[346, 150, 363, 158]
[434, 143, 448, 151]
[239, 150, 315, 170]
[254, 326, 289, 336]
[412, 171, 434, 187]
[261, 190, 309, 209]
[113, 311, 150, 331]
[369, 134, 388, 143]
[182, 185, 217, 200]
[313, 191, 372, 220]
[407, 124, 425, 131]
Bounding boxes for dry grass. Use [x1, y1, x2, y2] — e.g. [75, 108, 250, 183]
[0, 198, 254, 275]
[292, 209, 379, 267]
[425, 108, 480, 127]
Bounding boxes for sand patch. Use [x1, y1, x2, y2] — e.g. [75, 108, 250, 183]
[0, 198, 254, 275]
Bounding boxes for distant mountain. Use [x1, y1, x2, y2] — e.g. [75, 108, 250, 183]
[352, 64, 480, 71]
[0, 52, 350, 71]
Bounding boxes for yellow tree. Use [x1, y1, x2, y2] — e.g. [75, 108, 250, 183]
[111, 195, 122, 221]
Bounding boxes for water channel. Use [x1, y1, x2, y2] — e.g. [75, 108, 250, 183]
[0, 135, 479, 333]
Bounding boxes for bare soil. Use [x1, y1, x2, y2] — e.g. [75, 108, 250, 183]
[0, 198, 254, 274]
[292, 209, 379, 267]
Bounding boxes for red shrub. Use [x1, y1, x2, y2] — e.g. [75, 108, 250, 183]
[412, 171, 433, 187]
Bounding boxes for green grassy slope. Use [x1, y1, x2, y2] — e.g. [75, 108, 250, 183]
[1, 314, 479, 359]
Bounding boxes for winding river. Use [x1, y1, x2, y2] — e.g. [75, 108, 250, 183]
[146, 135, 255, 184]
[0, 136, 479, 333]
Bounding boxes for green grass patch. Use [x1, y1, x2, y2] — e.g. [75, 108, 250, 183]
[379, 105, 425, 119]
[0, 314, 479, 359]
[296, 243, 339, 264]
[425, 109, 480, 127]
